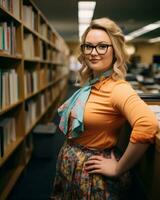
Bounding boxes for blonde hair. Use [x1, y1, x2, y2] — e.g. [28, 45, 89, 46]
[78, 17, 130, 85]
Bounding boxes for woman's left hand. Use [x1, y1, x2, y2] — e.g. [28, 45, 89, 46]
[85, 151, 119, 177]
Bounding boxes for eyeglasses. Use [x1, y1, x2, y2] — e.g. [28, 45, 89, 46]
[80, 43, 112, 55]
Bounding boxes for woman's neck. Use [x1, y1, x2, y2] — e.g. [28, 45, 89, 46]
[93, 68, 113, 78]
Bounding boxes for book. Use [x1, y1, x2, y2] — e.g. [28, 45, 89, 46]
[0, 117, 16, 157]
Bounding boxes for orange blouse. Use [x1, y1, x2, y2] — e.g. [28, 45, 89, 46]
[73, 77, 158, 149]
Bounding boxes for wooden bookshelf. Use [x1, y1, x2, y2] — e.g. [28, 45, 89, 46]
[0, 0, 69, 199]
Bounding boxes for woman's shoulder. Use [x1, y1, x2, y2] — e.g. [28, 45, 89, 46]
[103, 77, 132, 90]
[112, 78, 129, 85]
[110, 78, 134, 90]
[110, 78, 138, 102]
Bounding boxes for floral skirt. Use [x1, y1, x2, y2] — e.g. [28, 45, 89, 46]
[51, 141, 132, 200]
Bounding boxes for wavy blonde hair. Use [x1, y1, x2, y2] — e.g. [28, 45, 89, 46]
[78, 17, 129, 85]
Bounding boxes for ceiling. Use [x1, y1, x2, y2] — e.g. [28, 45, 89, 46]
[34, 0, 160, 43]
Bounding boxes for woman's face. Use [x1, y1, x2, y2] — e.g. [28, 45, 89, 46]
[84, 29, 114, 74]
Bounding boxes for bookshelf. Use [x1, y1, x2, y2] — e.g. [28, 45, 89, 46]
[0, 0, 69, 199]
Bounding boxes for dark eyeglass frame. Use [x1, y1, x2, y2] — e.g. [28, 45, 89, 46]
[80, 43, 112, 55]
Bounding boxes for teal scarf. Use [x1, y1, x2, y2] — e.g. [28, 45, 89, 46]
[58, 70, 112, 138]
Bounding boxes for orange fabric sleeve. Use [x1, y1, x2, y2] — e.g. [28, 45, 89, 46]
[111, 82, 159, 143]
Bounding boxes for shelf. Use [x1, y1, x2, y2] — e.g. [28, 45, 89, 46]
[0, 0, 69, 199]
[0, 137, 23, 167]
[0, 6, 21, 24]
[0, 100, 23, 116]
[25, 93, 60, 135]
[0, 52, 22, 59]
[0, 165, 25, 200]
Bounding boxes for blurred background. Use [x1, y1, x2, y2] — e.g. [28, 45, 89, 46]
[35, 0, 160, 93]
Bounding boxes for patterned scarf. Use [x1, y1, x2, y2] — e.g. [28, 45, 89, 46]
[58, 70, 112, 138]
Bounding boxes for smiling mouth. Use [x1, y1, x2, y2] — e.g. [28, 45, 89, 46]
[90, 59, 100, 63]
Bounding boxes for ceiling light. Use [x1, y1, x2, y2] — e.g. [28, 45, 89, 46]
[78, 1, 96, 40]
[79, 24, 89, 37]
[78, 10, 94, 19]
[78, 1, 96, 10]
[125, 21, 160, 41]
[149, 37, 160, 43]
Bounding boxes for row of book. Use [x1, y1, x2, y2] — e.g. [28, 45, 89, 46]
[0, 65, 59, 111]
[0, 117, 16, 157]
[1, 1, 67, 54]
[0, 21, 16, 54]
[23, 33, 35, 59]
[0, 68, 19, 110]
[25, 86, 60, 132]
[0, 22, 64, 62]
[0, 0, 20, 19]
[39, 40, 64, 63]
[23, 4, 52, 40]
[23, 4, 37, 31]
[23, 33, 61, 62]
[25, 99, 37, 132]
[39, 22, 48, 39]
[1, 1, 55, 41]
[46, 67, 56, 83]
[24, 70, 38, 97]
[0, 87, 59, 157]
[24, 67, 57, 97]
[39, 67, 56, 89]
[39, 40, 51, 60]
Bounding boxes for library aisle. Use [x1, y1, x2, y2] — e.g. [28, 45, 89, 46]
[7, 84, 77, 200]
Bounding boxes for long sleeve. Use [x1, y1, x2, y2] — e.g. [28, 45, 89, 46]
[111, 82, 158, 143]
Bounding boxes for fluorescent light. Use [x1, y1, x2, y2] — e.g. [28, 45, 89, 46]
[149, 37, 160, 43]
[78, 1, 96, 40]
[79, 18, 92, 24]
[78, 10, 94, 19]
[125, 35, 134, 41]
[78, 1, 96, 10]
[143, 23, 160, 31]
[79, 24, 89, 39]
[125, 21, 160, 41]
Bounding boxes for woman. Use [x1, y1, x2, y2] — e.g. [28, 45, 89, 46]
[51, 18, 158, 200]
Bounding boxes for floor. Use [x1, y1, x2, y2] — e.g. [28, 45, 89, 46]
[7, 117, 65, 200]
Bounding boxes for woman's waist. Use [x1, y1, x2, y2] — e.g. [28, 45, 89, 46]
[65, 139, 122, 160]
[70, 132, 118, 150]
